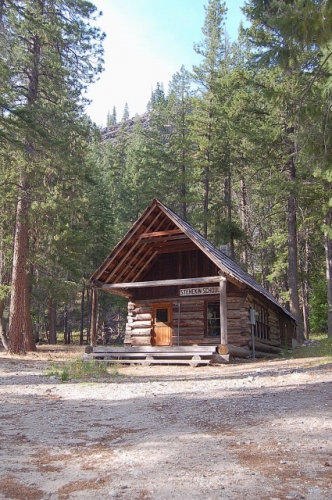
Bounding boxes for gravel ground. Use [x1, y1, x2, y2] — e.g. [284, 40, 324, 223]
[0, 346, 331, 500]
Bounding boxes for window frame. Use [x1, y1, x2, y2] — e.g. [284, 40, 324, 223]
[253, 303, 269, 340]
[204, 301, 220, 338]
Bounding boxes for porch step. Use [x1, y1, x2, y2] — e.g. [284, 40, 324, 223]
[82, 345, 229, 366]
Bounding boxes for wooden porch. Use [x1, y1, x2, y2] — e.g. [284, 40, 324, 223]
[82, 345, 231, 366]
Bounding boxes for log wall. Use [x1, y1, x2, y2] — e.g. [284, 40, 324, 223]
[244, 293, 297, 354]
[124, 291, 293, 349]
[172, 298, 205, 345]
[226, 293, 250, 347]
[125, 291, 253, 347]
[125, 301, 152, 345]
[246, 293, 282, 346]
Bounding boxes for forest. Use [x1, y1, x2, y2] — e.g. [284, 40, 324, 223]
[0, 0, 331, 354]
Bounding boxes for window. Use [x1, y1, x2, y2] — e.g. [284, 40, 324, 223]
[253, 304, 269, 340]
[155, 308, 168, 323]
[205, 302, 220, 337]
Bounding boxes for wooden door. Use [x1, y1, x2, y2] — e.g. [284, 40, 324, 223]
[152, 303, 172, 346]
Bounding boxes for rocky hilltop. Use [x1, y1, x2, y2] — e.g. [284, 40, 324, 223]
[101, 112, 150, 143]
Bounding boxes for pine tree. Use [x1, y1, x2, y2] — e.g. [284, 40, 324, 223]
[112, 106, 117, 125]
[107, 106, 117, 126]
[0, 0, 104, 354]
[191, 0, 228, 237]
[167, 66, 194, 220]
[130, 87, 171, 209]
[122, 103, 130, 122]
[148, 82, 166, 110]
[241, 0, 325, 341]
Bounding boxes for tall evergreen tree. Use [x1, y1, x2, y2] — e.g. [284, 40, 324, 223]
[107, 106, 117, 126]
[191, 0, 228, 237]
[241, 1, 318, 340]
[0, 0, 104, 354]
[112, 106, 117, 125]
[167, 66, 194, 220]
[122, 103, 130, 122]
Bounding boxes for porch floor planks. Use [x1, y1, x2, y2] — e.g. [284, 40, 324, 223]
[93, 345, 217, 353]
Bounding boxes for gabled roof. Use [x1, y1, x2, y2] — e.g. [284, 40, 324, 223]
[90, 198, 295, 321]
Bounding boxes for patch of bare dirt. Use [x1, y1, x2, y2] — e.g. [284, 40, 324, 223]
[0, 345, 331, 499]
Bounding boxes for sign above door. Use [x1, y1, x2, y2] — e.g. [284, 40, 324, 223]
[180, 286, 219, 296]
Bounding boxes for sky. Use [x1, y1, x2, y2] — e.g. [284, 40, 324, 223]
[85, 0, 247, 127]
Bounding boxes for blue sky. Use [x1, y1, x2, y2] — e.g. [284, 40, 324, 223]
[86, 0, 247, 126]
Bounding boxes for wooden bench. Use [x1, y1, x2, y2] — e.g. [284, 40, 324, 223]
[82, 345, 230, 366]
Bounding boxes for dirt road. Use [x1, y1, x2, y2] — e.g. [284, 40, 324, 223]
[0, 347, 331, 500]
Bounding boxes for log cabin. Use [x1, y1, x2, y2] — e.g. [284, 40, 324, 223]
[89, 198, 296, 360]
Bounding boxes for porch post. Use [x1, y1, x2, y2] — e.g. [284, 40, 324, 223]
[90, 286, 98, 347]
[219, 277, 228, 354]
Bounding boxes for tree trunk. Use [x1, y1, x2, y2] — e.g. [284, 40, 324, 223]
[203, 115, 212, 239]
[286, 140, 304, 343]
[203, 163, 209, 238]
[325, 211, 332, 338]
[0, 298, 8, 350]
[300, 229, 310, 340]
[8, 181, 30, 354]
[86, 287, 91, 345]
[181, 150, 187, 221]
[24, 265, 36, 351]
[224, 151, 234, 259]
[241, 178, 248, 265]
[8, 18, 41, 354]
[287, 192, 303, 342]
[80, 282, 85, 345]
[63, 305, 68, 344]
[49, 297, 57, 344]
[0, 229, 9, 350]
[180, 97, 187, 221]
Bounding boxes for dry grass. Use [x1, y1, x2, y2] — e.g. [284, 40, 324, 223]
[0, 476, 44, 500]
[57, 479, 106, 499]
[291, 335, 332, 362]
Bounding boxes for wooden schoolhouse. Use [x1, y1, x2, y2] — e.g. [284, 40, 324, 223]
[89, 198, 296, 362]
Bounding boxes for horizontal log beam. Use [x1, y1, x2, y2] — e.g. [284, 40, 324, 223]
[251, 337, 281, 347]
[135, 313, 152, 321]
[133, 229, 184, 239]
[93, 276, 221, 290]
[129, 321, 152, 328]
[249, 340, 282, 354]
[128, 328, 152, 336]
